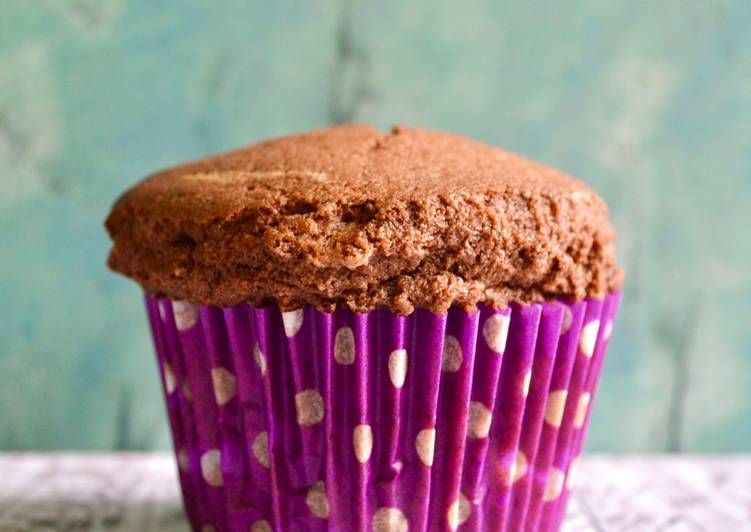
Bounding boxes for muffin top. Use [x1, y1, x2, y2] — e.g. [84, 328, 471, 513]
[106, 125, 622, 314]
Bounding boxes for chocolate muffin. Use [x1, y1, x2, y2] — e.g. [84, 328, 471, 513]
[106, 125, 622, 532]
[107, 125, 621, 313]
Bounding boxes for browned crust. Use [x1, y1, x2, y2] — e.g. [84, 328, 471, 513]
[106, 125, 623, 313]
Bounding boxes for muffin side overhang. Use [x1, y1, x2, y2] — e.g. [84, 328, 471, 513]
[106, 170, 622, 314]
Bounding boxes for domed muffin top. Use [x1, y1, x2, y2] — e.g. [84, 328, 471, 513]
[106, 125, 622, 314]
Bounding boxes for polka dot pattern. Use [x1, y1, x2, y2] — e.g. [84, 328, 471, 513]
[560, 306, 573, 334]
[306, 481, 330, 519]
[483, 314, 510, 353]
[252, 431, 270, 468]
[442, 335, 463, 372]
[282, 309, 304, 337]
[295, 389, 325, 426]
[574, 392, 591, 428]
[334, 326, 356, 365]
[603, 319, 614, 341]
[447, 493, 471, 530]
[544, 390, 568, 427]
[467, 401, 492, 439]
[172, 300, 199, 331]
[147, 291, 620, 531]
[388, 349, 408, 388]
[543, 467, 565, 501]
[253, 343, 267, 376]
[579, 320, 600, 357]
[200, 449, 223, 487]
[522, 370, 532, 397]
[211, 367, 237, 405]
[162, 362, 176, 394]
[372, 507, 408, 532]
[509, 450, 528, 485]
[177, 447, 190, 473]
[415, 428, 436, 467]
[251, 520, 272, 532]
[353, 424, 373, 464]
[567, 456, 581, 491]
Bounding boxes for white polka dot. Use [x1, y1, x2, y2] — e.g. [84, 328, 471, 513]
[172, 300, 199, 331]
[483, 314, 510, 353]
[251, 520, 272, 532]
[522, 370, 532, 397]
[334, 326, 356, 365]
[211, 367, 237, 406]
[579, 320, 600, 357]
[567, 456, 581, 491]
[603, 319, 614, 341]
[176, 447, 190, 473]
[415, 428, 436, 467]
[544, 390, 568, 427]
[353, 424, 373, 464]
[158, 302, 167, 321]
[447, 493, 471, 530]
[282, 309, 304, 337]
[442, 335, 463, 372]
[467, 401, 492, 439]
[560, 306, 573, 334]
[162, 362, 177, 394]
[372, 507, 408, 532]
[509, 450, 528, 485]
[252, 431, 270, 468]
[543, 467, 565, 501]
[306, 481, 330, 519]
[573, 392, 591, 429]
[295, 389, 325, 426]
[388, 349, 408, 388]
[254, 343, 267, 376]
[200, 449, 223, 487]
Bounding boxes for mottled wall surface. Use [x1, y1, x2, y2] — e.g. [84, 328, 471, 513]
[1, 1, 749, 451]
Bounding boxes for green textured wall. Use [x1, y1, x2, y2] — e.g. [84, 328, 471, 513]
[1, 1, 750, 452]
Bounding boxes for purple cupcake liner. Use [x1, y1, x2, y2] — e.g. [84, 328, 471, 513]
[146, 292, 621, 532]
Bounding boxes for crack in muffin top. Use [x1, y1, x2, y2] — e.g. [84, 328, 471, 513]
[106, 124, 623, 314]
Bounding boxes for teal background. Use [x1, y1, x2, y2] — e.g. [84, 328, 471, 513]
[1, 1, 750, 452]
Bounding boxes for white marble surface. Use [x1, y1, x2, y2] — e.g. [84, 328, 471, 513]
[0, 454, 748, 531]
[563, 455, 751, 532]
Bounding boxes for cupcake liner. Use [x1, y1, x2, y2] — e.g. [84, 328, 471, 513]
[145, 292, 621, 532]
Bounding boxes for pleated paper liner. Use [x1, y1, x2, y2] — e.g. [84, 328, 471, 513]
[146, 292, 621, 532]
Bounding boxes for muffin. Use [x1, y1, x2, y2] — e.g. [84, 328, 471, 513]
[106, 125, 623, 531]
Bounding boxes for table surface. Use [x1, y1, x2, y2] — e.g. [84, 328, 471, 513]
[0, 453, 748, 531]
